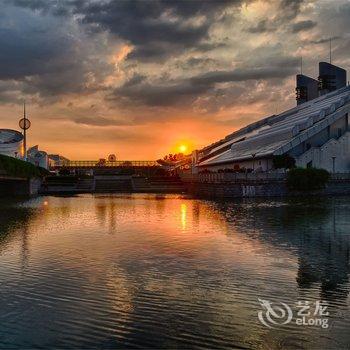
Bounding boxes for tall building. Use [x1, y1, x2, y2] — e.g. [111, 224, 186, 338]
[296, 74, 319, 105]
[318, 62, 347, 95]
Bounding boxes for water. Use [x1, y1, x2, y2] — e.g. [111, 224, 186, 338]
[0, 194, 349, 349]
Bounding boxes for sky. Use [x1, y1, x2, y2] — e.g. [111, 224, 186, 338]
[0, 0, 349, 160]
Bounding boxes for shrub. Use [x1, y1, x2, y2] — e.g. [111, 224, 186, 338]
[273, 154, 296, 169]
[287, 167, 330, 191]
[0, 154, 48, 178]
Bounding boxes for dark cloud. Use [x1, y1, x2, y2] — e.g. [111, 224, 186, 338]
[0, 4, 112, 99]
[246, 0, 307, 34]
[113, 60, 298, 108]
[75, 0, 239, 61]
[113, 80, 211, 107]
[291, 20, 317, 33]
[7, 0, 237, 61]
[183, 57, 219, 68]
[191, 65, 296, 86]
[247, 20, 270, 34]
[279, 0, 305, 20]
[0, 12, 70, 80]
[307, 36, 341, 45]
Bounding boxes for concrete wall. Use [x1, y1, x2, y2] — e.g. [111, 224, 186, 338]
[187, 179, 350, 199]
[0, 177, 41, 197]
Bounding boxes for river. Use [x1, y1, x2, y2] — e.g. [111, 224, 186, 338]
[0, 194, 349, 349]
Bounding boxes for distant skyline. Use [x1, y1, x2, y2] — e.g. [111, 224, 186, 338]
[1, 0, 349, 160]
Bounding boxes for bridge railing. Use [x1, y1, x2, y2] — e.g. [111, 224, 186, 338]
[183, 172, 350, 183]
[330, 173, 350, 180]
[181, 172, 287, 183]
[55, 160, 160, 168]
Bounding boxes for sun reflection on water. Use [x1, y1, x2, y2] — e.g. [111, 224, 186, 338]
[180, 203, 187, 230]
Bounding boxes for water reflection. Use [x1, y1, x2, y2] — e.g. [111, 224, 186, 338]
[0, 199, 38, 268]
[0, 194, 349, 349]
[180, 203, 187, 230]
[211, 198, 350, 303]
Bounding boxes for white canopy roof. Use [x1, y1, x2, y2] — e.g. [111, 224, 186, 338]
[198, 86, 350, 166]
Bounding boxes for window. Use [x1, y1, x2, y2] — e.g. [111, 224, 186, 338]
[307, 161, 313, 168]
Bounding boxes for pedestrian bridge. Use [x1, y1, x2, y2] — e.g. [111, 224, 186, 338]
[51, 160, 160, 170]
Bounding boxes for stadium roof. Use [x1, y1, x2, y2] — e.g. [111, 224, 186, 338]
[0, 129, 23, 144]
[198, 85, 350, 166]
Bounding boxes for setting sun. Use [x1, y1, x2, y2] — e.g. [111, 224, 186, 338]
[179, 144, 188, 153]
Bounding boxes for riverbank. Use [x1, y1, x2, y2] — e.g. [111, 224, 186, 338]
[3, 172, 350, 199]
[183, 172, 350, 198]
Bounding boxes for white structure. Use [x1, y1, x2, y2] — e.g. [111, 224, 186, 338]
[48, 154, 69, 167]
[0, 129, 24, 158]
[196, 85, 350, 173]
[27, 145, 51, 169]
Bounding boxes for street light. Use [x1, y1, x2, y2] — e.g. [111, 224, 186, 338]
[331, 156, 336, 173]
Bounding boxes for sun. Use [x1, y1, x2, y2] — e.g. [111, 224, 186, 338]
[179, 144, 188, 153]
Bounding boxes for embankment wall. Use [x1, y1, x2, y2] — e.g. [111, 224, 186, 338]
[186, 180, 350, 198]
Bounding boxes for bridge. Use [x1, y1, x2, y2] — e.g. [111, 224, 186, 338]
[51, 160, 160, 170]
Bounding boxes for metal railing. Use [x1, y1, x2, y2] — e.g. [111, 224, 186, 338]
[330, 173, 350, 180]
[182, 171, 350, 183]
[54, 160, 160, 168]
[182, 172, 287, 183]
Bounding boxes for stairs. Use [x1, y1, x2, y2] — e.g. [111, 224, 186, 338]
[149, 178, 186, 193]
[132, 177, 151, 192]
[76, 178, 94, 191]
[94, 175, 133, 192]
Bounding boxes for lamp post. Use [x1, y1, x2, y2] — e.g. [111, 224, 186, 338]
[332, 156, 336, 173]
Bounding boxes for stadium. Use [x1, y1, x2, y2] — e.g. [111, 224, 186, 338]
[0, 129, 24, 159]
[195, 62, 350, 173]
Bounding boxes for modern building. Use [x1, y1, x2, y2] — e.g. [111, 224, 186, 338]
[296, 74, 319, 105]
[195, 63, 350, 173]
[318, 62, 347, 95]
[27, 145, 53, 170]
[0, 129, 24, 159]
[48, 154, 70, 167]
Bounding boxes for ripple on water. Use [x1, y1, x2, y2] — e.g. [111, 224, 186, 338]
[0, 194, 349, 349]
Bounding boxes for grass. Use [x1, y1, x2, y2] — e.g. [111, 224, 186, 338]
[0, 154, 48, 178]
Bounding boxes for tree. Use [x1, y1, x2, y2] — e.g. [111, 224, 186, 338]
[273, 154, 296, 169]
[163, 153, 185, 162]
[287, 168, 330, 191]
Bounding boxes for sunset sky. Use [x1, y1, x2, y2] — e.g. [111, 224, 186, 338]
[1, 0, 349, 160]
